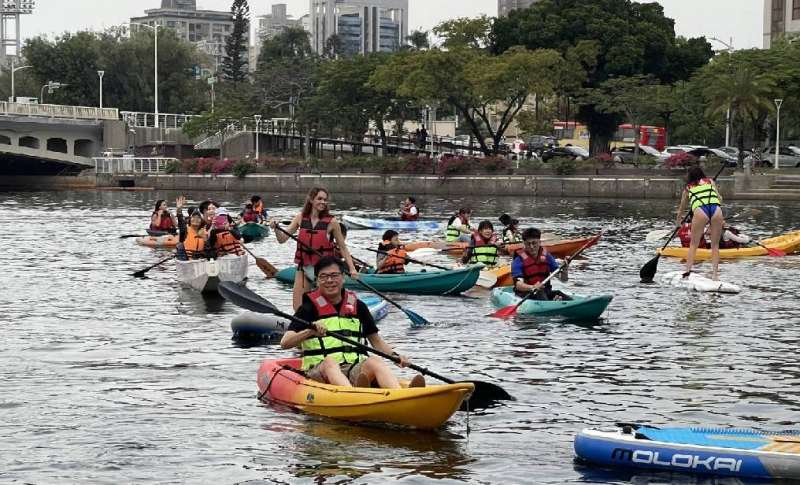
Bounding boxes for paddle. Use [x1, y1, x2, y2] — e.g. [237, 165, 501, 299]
[364, 247, 450, 271]
[639, 163, 727, 283]
[217, 281, 513, 409]
[273, 225, 431, 327]
[753, 240, 786, 257]
[241, 244, 278, 277]
[120, 234, 148, 239]
[132, 254, 176, 278]
[489, 234, 601, 319]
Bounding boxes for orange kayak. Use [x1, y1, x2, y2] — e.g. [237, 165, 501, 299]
[406, 235, 601, 260]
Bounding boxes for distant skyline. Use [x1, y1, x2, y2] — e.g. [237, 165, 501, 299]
[21, 0, 763, 50]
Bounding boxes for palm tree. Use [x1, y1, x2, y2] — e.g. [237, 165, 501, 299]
[405, 30, 430, 51]
[704, 67, 776, 165]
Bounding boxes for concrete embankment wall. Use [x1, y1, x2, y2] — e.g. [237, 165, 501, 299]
[0, 174, 98, 189]
[90, 173, 738, 199]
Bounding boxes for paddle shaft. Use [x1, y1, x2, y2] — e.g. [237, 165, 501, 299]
[132, 254, 176, 277]
[364, 247, 449, 271]
[274, 225, 415, 315]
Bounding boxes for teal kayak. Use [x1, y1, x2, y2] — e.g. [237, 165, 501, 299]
[238, 222, 270, 242]
[490, 287, 612, 320]
[276, 265, 482, 295]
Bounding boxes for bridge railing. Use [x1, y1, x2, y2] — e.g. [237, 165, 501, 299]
[0, 102, 119, 120]
[94, 157, 178, 174]
[121, 111, 200, 129]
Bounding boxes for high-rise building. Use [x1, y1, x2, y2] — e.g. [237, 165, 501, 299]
[310, 0, 408, 56]
[763, 0, 800, 48]
[250, 4, 302, 71]
[131, 1, 234, 72]
[498, 0, 541, 17]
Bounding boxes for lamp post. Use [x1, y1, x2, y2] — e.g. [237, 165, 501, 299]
[11, 59, 32, 103]
[711, 37, 734, 147]
[128, 22, 159, 128]
[774, 98, 783, 170]
[40, 81, 67, 104]
[254, 114, 262, 161]
[208, 76, 216, 112]
[97, 70, 105, 108]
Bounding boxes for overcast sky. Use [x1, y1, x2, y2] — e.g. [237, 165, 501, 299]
[23, 0, 763, 50]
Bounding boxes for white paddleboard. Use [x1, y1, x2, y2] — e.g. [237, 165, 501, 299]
[660, 270, 741, 294]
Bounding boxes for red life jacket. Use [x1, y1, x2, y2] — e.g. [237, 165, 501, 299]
[678, 223, 692, 248]
[152, 213, 175, 232]
[517, 248, 551, 285]
[242, 212, 258, 223]
[400, 203, 419, 221]
[308, 288, 359, 319]
[295, 215, 336, 266]
[214, 230, 243, 256]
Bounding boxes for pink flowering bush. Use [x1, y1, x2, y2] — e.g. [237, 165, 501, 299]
[666, 152, 697, 168]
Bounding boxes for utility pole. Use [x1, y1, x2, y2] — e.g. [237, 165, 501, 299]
[774, 98, 783, 170]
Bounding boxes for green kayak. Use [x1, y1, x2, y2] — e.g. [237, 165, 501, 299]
[275, 265, 482, 295]
[490, 287, 612, 320]
[238, 222, 270, 242]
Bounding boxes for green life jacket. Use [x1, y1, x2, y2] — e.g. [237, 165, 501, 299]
[445, 215, 470, 242]
[687, 178, 721, 211]
[300, 290, 367, 370]
[469, 234, 499, 267]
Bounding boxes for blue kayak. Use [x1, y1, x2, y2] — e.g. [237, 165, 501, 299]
[575, 424, 800, 480]
[343, 215, 440, 231]
[231, 294, 389, 340]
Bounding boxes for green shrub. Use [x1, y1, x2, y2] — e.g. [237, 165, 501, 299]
[518, 158, 543, 172]
[634, 156, 658, 168]
[164, 160, 182, 174]
[552, 157, 577, 175]
[232, 160, 256, 178]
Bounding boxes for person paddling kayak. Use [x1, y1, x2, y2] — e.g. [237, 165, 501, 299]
[281, 256, 424, 389]
[499, 214, 522, 245]
[272, 187, 358, 311]
[376, 230, 407, 274]
[676, 166, 724, 280]
[150, 199, 177, 234]
[462, 220, 499, 267]
[445, 208, 472, 243]
[512, 228, 571, 301]
[399, 197, 419, 221]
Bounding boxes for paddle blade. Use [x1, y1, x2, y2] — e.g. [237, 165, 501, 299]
[218, 281, 282, 315]
[476, 271, 498, 289]
[767, 248, 786, 257]
[255, 257, 278, 277]
[488, 304, 518, 319]
[645, 229, 671, 242]
[407, 248, 438, 259]
[459, 381, 514, 410]
[404, 308, 430, 327]
[131, 270, 148, 278]
[639, 254, 661, 283]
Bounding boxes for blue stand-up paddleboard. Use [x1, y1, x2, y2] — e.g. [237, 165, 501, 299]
[342, 215, 441, 231]
[575, 424, 800, 480]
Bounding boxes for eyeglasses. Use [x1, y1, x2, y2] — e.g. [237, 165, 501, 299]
[317, 272, 343, 282]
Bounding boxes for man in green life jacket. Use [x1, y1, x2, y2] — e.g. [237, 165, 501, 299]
[280, 256, 425, 388]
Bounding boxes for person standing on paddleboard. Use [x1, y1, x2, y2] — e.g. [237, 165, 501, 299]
[676, 166, 724, 280]
[272, 187, 358, 311]
[281, 256, 424, 389]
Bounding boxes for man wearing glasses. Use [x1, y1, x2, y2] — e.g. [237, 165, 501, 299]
[511, 228, 571, 301]
[280, 256, 425, 389]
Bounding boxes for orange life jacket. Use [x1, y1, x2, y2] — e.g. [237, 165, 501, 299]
[253, 201, 265, 215]
[517, 248, 551, 285]
[377, 242, 407, 274]
[214, 230, 243, 256]
[184, 226, 206, 259]
[295, 215, 336, 266]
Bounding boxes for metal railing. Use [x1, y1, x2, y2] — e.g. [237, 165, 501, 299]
[121, 111, 200, 129]
[93, 157, 178, 174]
[0, 102, 119, 120]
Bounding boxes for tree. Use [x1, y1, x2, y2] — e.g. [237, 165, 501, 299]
[222, 0, 250, 83]
[405, 30, 430, 51]
[492, 0, 713, 153]
[257, 26, 313, 68]
[433, 16, 492, 50]
[370, 46, 564, 156]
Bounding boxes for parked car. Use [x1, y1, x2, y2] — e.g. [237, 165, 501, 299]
[685, 148, 737, 167]
[611, 145, 662, 164]
[660, 146, 688, 160]
[526, 135, 557, 155]
[541, 145, 589, 162]
[758, 146, 800, 168]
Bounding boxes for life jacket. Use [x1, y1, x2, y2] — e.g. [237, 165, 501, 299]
[213, 230, 243, 256]
[502, 227, 522, 245]
[687, 178, 721, 211]
[242, 212, 259, 223]
[184, 226, 206, 259]
[152, 213, 175, 232]
[445, 214, 470, 242]
[377, 241, 407, 274]
[300, 289, 367, 371]
[678, 223, 709, 249]
[400, 203, 419, 221]
[253, 200, 265, 216]
[294, 216, 336, 266]
[517, 248, 551, 286]
[469, 234, 499, 267]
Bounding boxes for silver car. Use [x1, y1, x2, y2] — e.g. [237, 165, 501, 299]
[762, 146, 800, 168]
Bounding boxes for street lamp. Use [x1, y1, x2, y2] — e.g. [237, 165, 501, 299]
[10, 59, 32, 103]
[774, 98, 783, 170]
[128, 22, 160, 128]
[254, 114, 262, 161]
[40, 81, 67, 104]
[97, 70, 105, 108]
[711, 37, 734, 147]
[208, 76, 216, 112]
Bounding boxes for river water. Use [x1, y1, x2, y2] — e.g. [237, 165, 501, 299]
[1, 189, 799, 484]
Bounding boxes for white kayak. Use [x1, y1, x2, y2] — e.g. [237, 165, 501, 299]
[660, 270, 741, 294]
[176, 253, 249, 293]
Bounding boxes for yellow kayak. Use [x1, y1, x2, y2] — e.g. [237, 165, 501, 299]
[658, 230, 800, 260]
[257, 358, 473, 429]
[489, 265, 514, 287]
